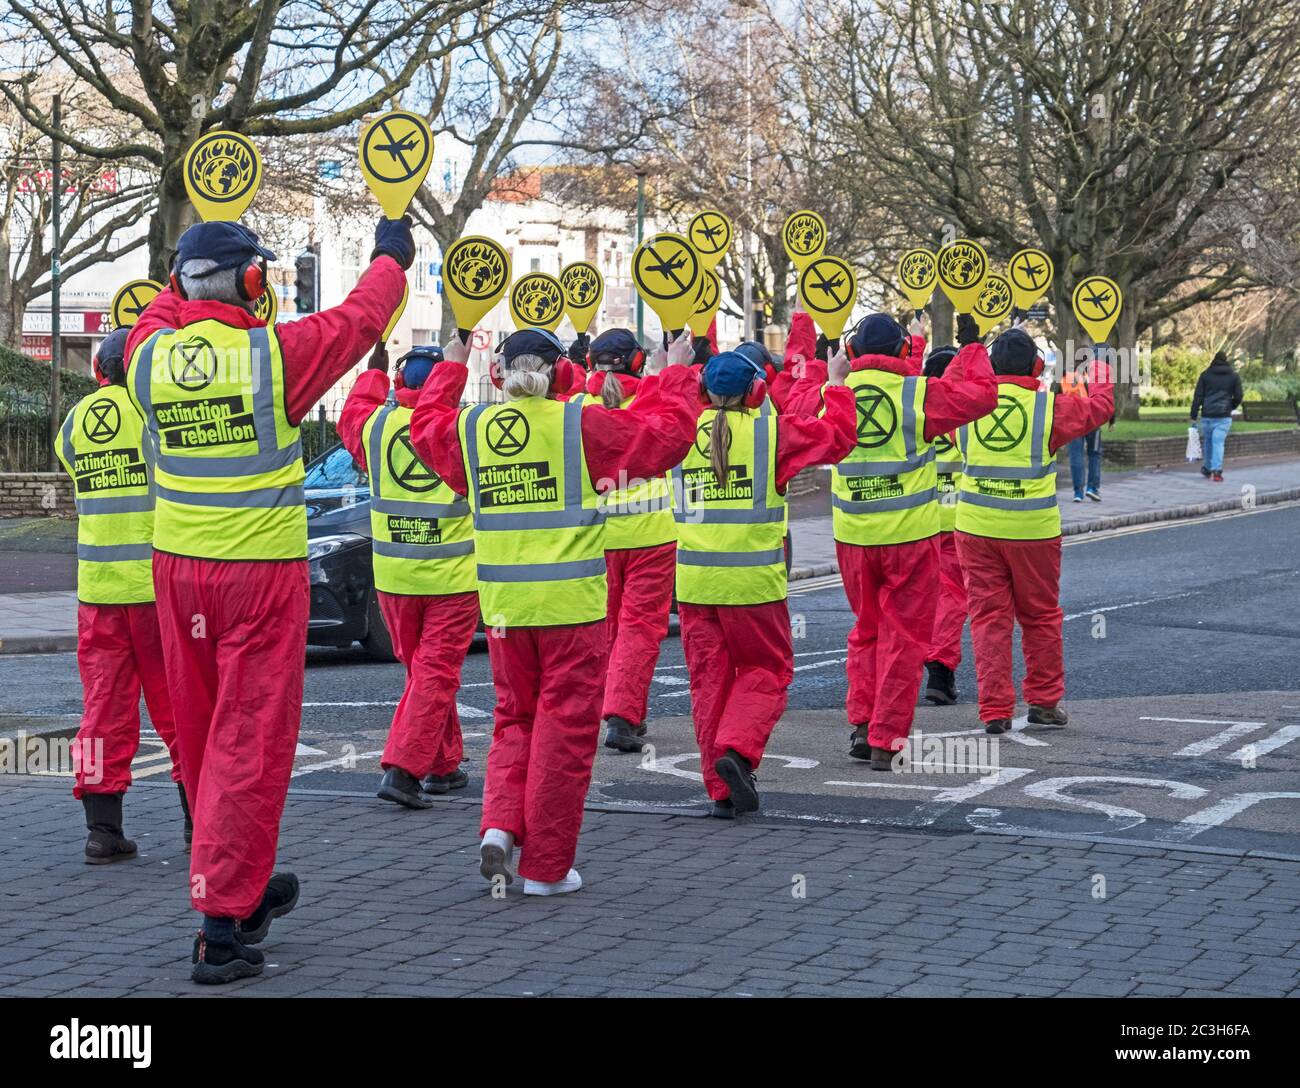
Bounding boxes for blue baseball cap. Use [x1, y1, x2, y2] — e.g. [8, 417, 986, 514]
[95, 327, 130, 368]
[500, 328, 565, 364]
[849, 313, 906, 356]
[175, 222, 276, 272]
[704, 350, 763, 397]
[396, 345, 444, 390]
[589, 328, 642, 369]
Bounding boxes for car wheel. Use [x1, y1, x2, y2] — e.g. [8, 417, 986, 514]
[361, 590, 397, 661]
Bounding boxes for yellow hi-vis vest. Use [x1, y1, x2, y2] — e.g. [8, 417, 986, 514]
[934, 431, 963, 533]
[56, 384, 155, 604]
[572, 391, 676, 550]
[128, 320, 306, 560]
[829, 370, 939, 546]
[362, 398, 475, 596]
[458, 397, 606, 627]
[956, 385, 1060, 540]
[673, 401, 787, 606]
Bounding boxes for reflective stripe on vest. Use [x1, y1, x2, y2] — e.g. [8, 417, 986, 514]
[956, 386, 1060, 540]
[129, 321, 306, 560]
[829, 370, 939, 546]
[673, 401, 787, 605]
[56, 385, 155, 604]
[362, 401, 476, 596]
[572, 391, 676, 550]
[459, 397, 605, 627]
[933, 431, 963, 533]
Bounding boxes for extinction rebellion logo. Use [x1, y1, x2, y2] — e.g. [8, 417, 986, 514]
[478, 409, 556, 507]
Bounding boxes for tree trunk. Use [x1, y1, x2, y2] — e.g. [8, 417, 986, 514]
[0, 228, 15, 348]
[929, 291, 954, 348]
[147, 147, 198, 281]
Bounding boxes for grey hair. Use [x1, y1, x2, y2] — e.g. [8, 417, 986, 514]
[500, 351, 552, 400]
[178, 257, 251, 310]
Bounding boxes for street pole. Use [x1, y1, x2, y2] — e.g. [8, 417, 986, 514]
[742, 13, 754, 343]
[635, 169, 646, 343]
[47, 93, 61, 471]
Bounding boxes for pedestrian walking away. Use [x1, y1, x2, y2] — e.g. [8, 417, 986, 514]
[1190, 350, 1244, 482]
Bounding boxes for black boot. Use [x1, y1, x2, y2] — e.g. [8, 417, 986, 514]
[421, 767, 469, 794]
[603, 715, 645, 753]
[985, 718, 1013, 735]
[82, 793, 137, 865]
[714, 749, 759, 814]
[870, 746, 899, 771]
[924, 661, 957, 706]
[709, 797, 736, 820]
[177, 783, 193, 851]
[192, 920, 265, 985]
[237, 872, 300, 945]
[377, 767, 433, 809]
[848, 725, 872, 761]
[1028, 704, 1069, 728]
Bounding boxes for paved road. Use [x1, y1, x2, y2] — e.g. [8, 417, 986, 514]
[3, 502, 1298, 858]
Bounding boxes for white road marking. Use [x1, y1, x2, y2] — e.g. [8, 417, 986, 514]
[1062, 591, 1193, 622]
[302, 700, 489, 718]
[1230, 724, 1300, 760]
[291, 749, 385, 778]
[1156, 790, 1300, 842]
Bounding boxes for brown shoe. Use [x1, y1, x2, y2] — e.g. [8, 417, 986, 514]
[848, 725, 872, 761]
[1027, 705, 1069, 728]
[984, 718, 1013, 735]
[870, 746, 899, 771]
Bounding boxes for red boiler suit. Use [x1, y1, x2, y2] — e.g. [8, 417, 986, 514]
[785, 341, 996, 750]
[957, 374, 1115, 722]
[682, 392, 858, 800]
[573, 369, 676, 729]
[928, 524, 968, 670]
[337, 369, 479, 779]
[410, 362, 699, 882]
[124, 259, 406, 919]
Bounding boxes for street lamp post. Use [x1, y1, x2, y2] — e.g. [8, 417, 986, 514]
[635, 168, 646, 343]
[47, 93, 62, 470]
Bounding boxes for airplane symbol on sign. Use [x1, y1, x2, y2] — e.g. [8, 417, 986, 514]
[1017, 255, 1045, 284]
[810, 271, 846, 304]
[1083, 287, 1112, 313]
[646, 250, 689, 287]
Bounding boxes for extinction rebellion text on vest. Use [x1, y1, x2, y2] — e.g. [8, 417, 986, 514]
[682, 464, 753, 502]
[477, 462, 559, 506]
[74, 450, 148, 491]
[154, 396, 256, 447]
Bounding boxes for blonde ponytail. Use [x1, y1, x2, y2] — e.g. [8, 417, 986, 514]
[708, 393, 746, 484]
[600, 370, 624, 409]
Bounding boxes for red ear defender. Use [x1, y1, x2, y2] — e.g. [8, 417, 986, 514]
[628, 348, 646, 374]
[238, 257, 266, 302]
[169, 272, 186, 300]
[745, 378, 768, 409]
[489, 361, 504, 390]
[551, 357, 573, 394]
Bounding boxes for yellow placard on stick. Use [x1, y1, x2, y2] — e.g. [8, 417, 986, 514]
[973, 274, 1013, 336]
[383, 281, 409, 342]
[687, 210, 732, 271]
[936, 238, 990, 312]
[559, 262, 604, 334]
[359, 110, 433, 220]
[252, 287, 278, 327]
[782, 210, 826, 271]
[109, 279, 162, 329]
[509, 272, 566, 331]
[1008, 248, 1054, 311]
[183, 130, 263, 222]
[632, 232, 700, 333]
[897, 248, 937, 313]
[687, 269, 722, 337]
[1072, 275, 1123, 343]
[441, 236, 511, 338]
[798, 255, 857, 339]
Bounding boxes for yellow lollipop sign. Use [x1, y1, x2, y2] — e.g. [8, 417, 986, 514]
[897, 248, 937, 313]
[798, 255, 857, 339]
[972, 273, 1013, 336]
[110, 279, 162, 329]
[183, 130, 262, 221]
[936, 238, 989, 312]
[686, 269, 722, 337]
[687, 210, 732, 271]
[632, 232, 700, 333]
[383, 281, 409, 342]
[441, 236, 511, 339]
[252, 287, 278, 326]
[509, 272, 566, 331]
[559, 262, 604, 334]
[358, 110, 433, 220]
[1008, 248, 1054, 311]
[782, 210, 827, 271]
[1072, 275, 1123, 343]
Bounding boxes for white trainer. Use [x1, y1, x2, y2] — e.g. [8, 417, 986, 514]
[523, 868, 583, 896]
[479, 828, 515, 885]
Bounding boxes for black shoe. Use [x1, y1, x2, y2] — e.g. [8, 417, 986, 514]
[1027, 704, 1069, 728]
[421, 768, 469, 794]
[237, 872, 300, 945]
[377, 767, 433, 809]
[191, 931, 265, 985]
[924, 661, 957, 706]
[603, 715, 645, 753]
[709, 797, 736, 820]
[848, 725, 872, 761]
[178, 782, 193, 852]
[81, 793, 137, 865]
[870, 746, 900, 771]
[714, 749, 759, 814]
[984, 718, 1013, 735]
[1201, 465, 1212, 478]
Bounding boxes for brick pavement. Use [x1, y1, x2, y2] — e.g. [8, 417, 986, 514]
[1, 777, 1296, 997]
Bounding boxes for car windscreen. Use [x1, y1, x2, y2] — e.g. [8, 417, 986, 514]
[304, 444, 368, 491]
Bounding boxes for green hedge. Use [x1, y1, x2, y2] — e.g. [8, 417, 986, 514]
[0, 341, 97, 414]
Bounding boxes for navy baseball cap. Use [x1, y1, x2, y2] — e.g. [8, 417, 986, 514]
[500, 328, 565, 364]
[989, 328, 1038, 375]
[849, 313, 906, 356]
[95, 327, 130, 368]
[704, 351, 763, 397]
[175, 222, 276, 272]
[396, 345, 444, 390]
[735, 340, 774, 370]
[589, 328, 642, 369]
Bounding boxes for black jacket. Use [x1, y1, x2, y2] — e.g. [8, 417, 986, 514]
[1191, 360, 1243, 420]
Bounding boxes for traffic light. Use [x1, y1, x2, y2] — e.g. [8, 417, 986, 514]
[294, 248, 318, 313]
